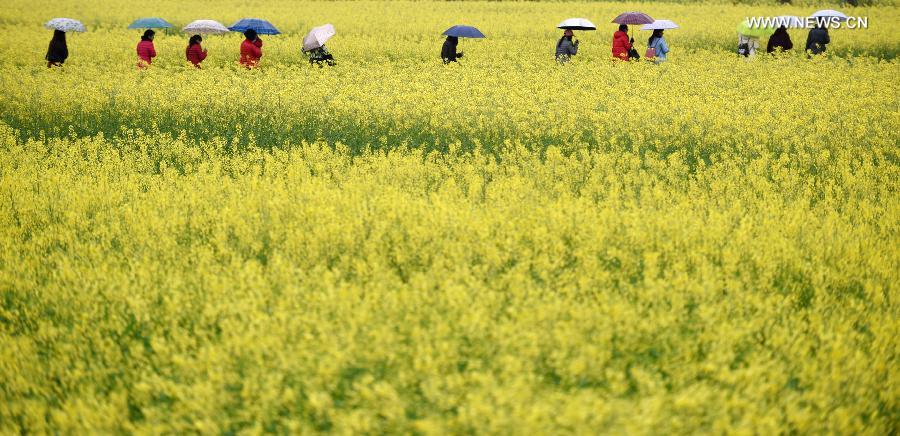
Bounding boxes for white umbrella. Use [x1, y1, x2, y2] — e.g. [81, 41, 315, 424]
[811, 9, 849, 21]
[640, 19, 679, 30]
[557, 18, 596, 30]
[303, 24, 336, 51]
[182, 19, 229, 35]
[773, 15, 805, 28]
[44, 18, 86, 33]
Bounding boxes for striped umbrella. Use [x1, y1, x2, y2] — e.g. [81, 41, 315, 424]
[611, 12, 655, 25]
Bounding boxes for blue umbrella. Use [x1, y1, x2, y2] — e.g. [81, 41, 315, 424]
[229, 18, 280, 35]
[128, 18, 173, 29]
[442, 25, 486, 38]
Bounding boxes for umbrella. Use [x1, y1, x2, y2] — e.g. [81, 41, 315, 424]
[229, 18, 280, 35]
[811, 9, 849, 21]
[736, 19, 776, 37]
[442, 25, 486, 38]
[303, 24, 336, 51]
[611, 12, 654, 25]
[772, 15, 805, 29]
[640, 19, 679, 30]
[44, 18, 86, 33]
[557, 18, 597, 31]
[128, 18, 172, 29]
[182, 19, 230, 35]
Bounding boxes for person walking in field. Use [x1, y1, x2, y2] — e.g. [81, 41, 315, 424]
[186, 35, 207, 68]
[647, 29, 669, 64]
[46, 30, 68, 67]
[555, 29, 579, 64]
[306, 45, 336, 66]
[767, 26, 793, 53]
[240, 29, 263, 68]
[805, 25, 830, 55]
[612, 24, 632, 61]
[136, 30, 156, 68]
[737, 33, 760, 57]
[441, 36, 463, 64]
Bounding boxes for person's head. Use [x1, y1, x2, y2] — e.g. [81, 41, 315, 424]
[618, 24, 628, 33]
[244, 29, 257, 41]
[52, 29, 66, 43]
[563, 29, 574, 39]
[189, 34, 202, 46]
[446, 35, 458, 44]
[652, 29, 664, 39]
[142, 29, 155, 41]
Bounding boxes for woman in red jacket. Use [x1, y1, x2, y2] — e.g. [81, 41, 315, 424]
[239, 29, 263, 68]
[611, 24, 633, 61]
[186, 35, 207, 68]
[136, 30, 157, 68]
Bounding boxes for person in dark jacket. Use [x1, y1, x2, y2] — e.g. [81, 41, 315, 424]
[555, 29, 579, 64]
[186, 34, 208, 68]
[46, 30, 68, 67]
[805, 25, 830, 55]
[441, 36, 463, 64]
[306, 45, 336, 67]
[767, 26, 794, 53]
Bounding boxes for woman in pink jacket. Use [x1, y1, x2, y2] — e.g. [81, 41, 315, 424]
[186, 35, 207, 68]
[136, 30, 157, 68]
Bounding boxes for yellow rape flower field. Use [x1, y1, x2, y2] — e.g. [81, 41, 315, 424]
[1, 0, 899, 434]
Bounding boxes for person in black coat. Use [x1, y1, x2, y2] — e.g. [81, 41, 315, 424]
[767, 26, 793, 53]
[441, 36, 463, 64]
[805, 25, 830, 55]
[46, 30, 68, 67]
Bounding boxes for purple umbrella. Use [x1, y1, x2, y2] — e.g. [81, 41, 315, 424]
[611, 12, 655, 25]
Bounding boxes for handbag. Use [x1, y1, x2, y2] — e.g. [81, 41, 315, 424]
[645, 39, 658, 59]
[628, 48, 640, 60]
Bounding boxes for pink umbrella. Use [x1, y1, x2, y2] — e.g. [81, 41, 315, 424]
[611, 12, 655, 25]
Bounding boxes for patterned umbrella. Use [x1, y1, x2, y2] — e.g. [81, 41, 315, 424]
[442, 25, 486, 38]
[44, 18, 86, 33]
[182, 20, 230, 35]
[611, 12, 655, 25]
[128, 18, 172, 29]
[229, 18, 280, 35]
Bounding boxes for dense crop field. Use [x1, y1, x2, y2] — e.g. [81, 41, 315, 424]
[1, 0, 898, 434]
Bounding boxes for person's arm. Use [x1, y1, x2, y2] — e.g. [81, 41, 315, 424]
[659, 39, 669, 55]
[823, 32, 830, 45]
[569, 40, 578, 55]
[254, 38, 263, 48]
[250, 43, 262, 58]
[624, 35, 632, 50]
[199, 46, 207, 61]
[149, 43, 157, 58]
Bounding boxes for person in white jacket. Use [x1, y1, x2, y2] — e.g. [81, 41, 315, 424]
[738, 34, 760, 58]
